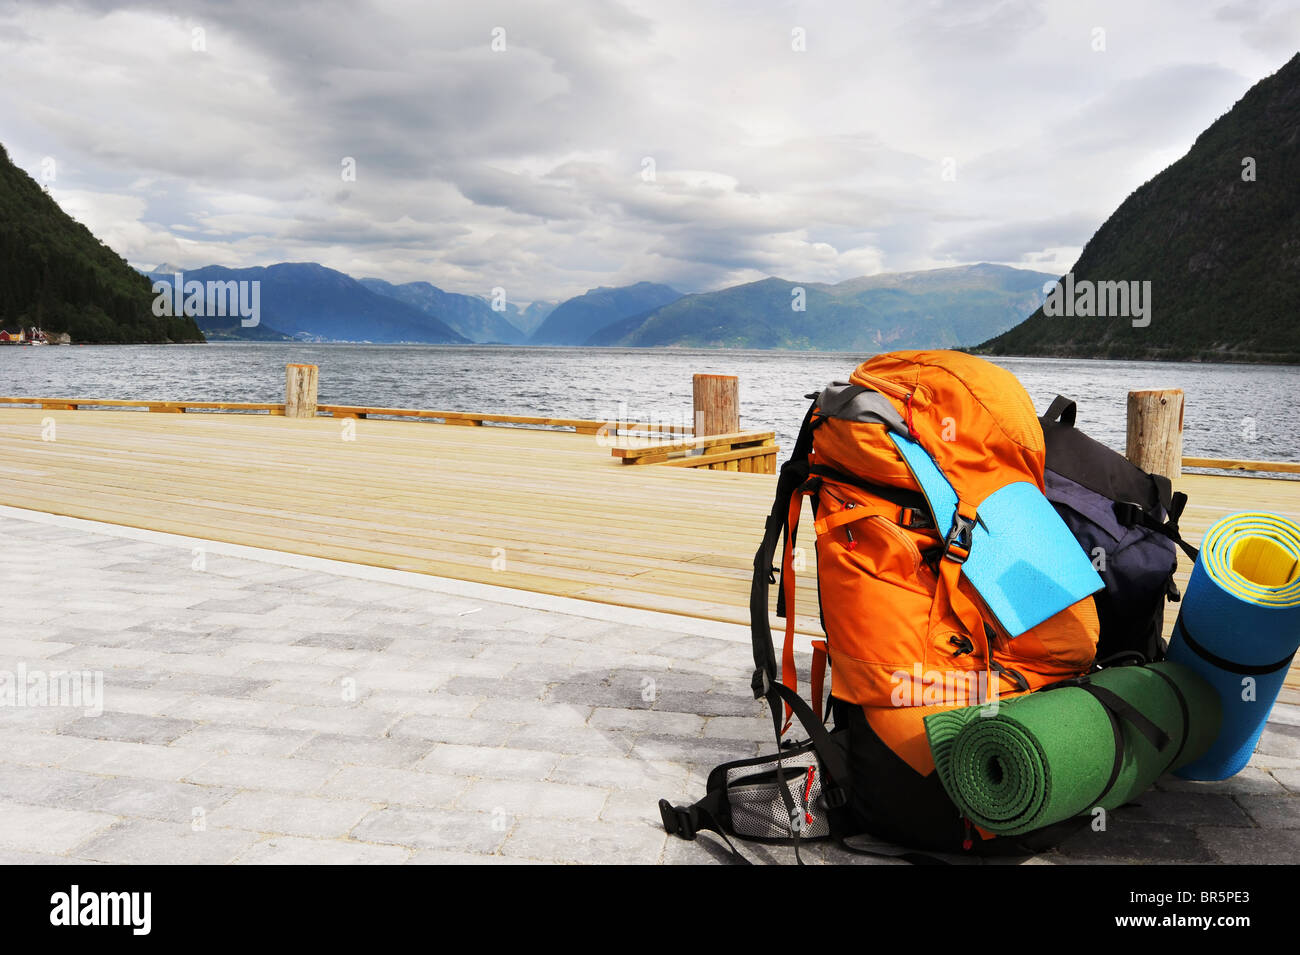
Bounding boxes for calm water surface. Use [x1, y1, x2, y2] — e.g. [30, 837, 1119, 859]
[1, 344, 1297, 465]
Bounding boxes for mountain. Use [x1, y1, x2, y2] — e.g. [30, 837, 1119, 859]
[503, 300, 556, 336]
[980, 53, 1300, 363]
[149, 264, 468, 343]
[359, 278, 526, 344]
[589, 265, 1054, 349]
[529, 281, 682, 345]
[0, 143, 203, 343]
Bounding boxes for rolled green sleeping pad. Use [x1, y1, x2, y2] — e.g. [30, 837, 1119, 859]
[924, 663, 1221, 837]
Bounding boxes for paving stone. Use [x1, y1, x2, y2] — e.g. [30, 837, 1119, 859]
[1054, 819, 1213, 863]
[58, 739, 214, 780]
[184, 753, 340, 793]
[292, 733, 432, 768]
[416, 744, 560, 781]
[156, 673, 273, 697]
[170, 723, 315, 757]
[1234, 794, 1300, 829]
[631, 734, 760, 766]
[293, 632, 395, 652]
[506, 724, 633, 758]
[208, 791, 375, 838]
[361, 691, 478, 718]
[588, 707, 705, 737]
[61, 712, 196, 745]
[1255, 724, 1300, 759]
[1119, 791, 1252, 827]
[267, 705, 396, 736]
[458, 779, 609, 820]
[703, 716, 775, 741]
[652, 691, 763, 718]
[0, 763, 104, 806]
[235, 836, 411, 865]
[0, 799, 120, 854]
[470, 699, 591, 727]
[1272, 768, 1300, 792]
[387, 715, 514, 747]
[321, 766, 467, 807]
[76, 819, 259, 865]
[228, 660, 347, 684]
[164, 696, 292, 725]
[1198, 826, 1300, 864]
[95, 687, 190, 717]
[250, 681, 362, 707]
[545, 682, 654, 710]
[443, 676, 549, 700]
[351, 808, 507, 852]
[600, 789, 683, 825]
[550, 755, 688, 793]
[405, 849, 541, 865]
[0, 729, 92, 766]
[501, 816, 666, 864]
[74, 777, 237, 823]
[1156, 768, 1286, 795]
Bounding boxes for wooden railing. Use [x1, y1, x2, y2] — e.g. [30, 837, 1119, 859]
[611, 430, 778, 473]
[0, 396, 687, 437]
[1182, 457, 1300, 476]
[0, 397, 285, 414]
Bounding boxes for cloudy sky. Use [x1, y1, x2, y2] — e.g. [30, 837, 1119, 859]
[1, 0, 1295, 306]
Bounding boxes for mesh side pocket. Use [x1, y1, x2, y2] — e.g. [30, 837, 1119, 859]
[724, 750, 831, 840]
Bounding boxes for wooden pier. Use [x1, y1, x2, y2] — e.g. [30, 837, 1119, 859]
[0, 384, 1296, 698]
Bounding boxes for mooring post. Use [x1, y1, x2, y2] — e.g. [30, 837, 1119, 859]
[1126, 388, 1184, 481]
[693, 373, 739, 438]
[285, 363, 319, 419]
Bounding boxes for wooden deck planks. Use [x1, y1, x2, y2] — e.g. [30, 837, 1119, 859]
[0, 407, 1294, 685]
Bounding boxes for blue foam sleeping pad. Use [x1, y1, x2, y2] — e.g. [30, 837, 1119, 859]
[1166, 512, 1300, 780]
[889, 432, 1104, 638]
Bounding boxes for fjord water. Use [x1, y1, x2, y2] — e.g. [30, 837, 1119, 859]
[2, 343, 1297, 465]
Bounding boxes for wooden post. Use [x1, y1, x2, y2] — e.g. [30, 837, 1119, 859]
[693, 374, 739, 438]
[1126, 389, 1184, 480]
[285, 364, 319, 419]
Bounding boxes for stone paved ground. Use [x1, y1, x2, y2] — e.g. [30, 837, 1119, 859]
[0, 508, 1296, 865]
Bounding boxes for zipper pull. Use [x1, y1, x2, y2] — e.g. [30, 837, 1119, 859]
[803, 766, 816, 825]
[962, 816, 973, 851]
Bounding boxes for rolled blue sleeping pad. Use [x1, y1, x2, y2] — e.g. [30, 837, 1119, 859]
[1167, 512, 1300, 780]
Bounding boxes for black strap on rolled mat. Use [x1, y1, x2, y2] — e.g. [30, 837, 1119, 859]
[1173, 617, 1298, 676]
[1144, 665, 1193, 767]
[1042, 672, 1175, 809]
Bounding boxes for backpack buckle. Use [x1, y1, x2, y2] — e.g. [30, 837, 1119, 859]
[1114, 501, 1143, 527]
[943, 514, 975, 563]
[822, 785, 848, 809]
[898, 506, 932, 530]
[659, 800, 698, 840]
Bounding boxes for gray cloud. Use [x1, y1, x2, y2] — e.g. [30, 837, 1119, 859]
[0, 0, 1291, 303]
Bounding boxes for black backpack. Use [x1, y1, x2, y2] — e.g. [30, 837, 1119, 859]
[1039, 396, 1198, 663]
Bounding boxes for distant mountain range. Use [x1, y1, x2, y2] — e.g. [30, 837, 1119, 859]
[980, 51, 1300, 363]
[358, 278, 528, 344]
[139, 263, 1054, 350]
[0, 144, 202, 343]
[528, 282, 683, 345]
[590, 265, 1054, 350]
[145, 264, 467, 344]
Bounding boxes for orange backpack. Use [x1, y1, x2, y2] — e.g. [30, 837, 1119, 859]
[662, 351, 1103, 859]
